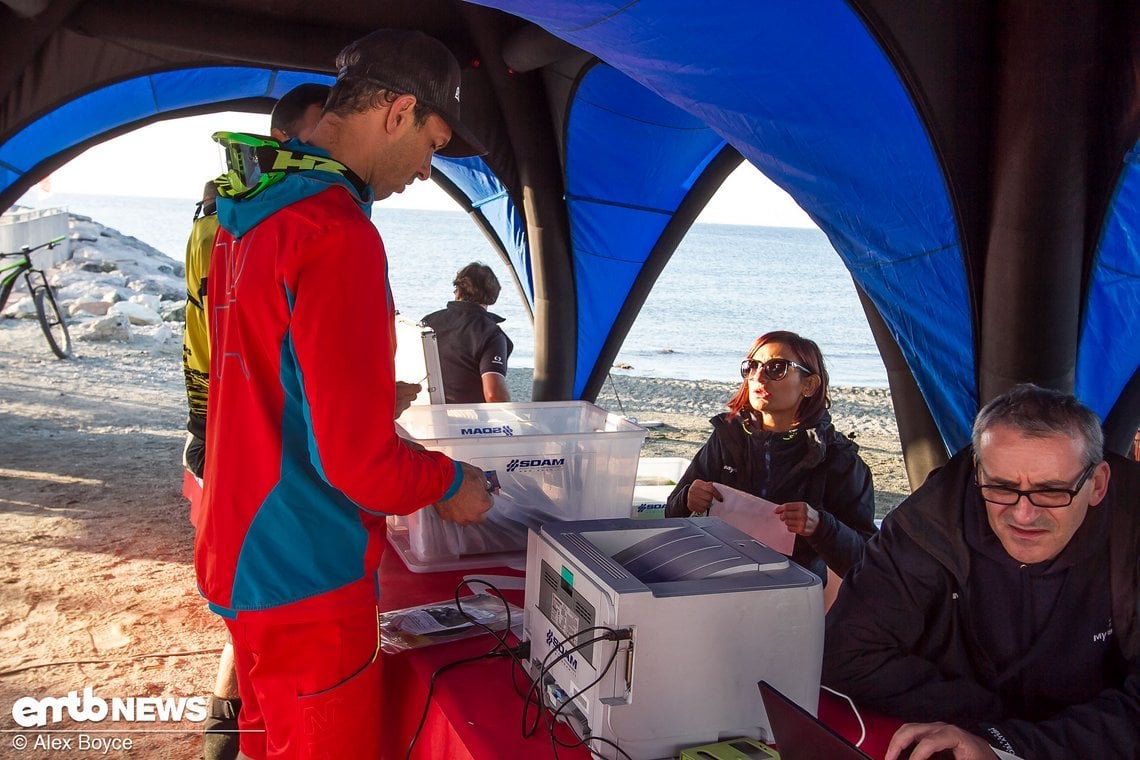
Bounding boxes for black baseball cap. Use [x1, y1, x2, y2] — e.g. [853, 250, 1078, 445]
[335, 29, 487, 158]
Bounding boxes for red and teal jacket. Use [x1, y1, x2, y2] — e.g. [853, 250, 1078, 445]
[194, 148, 460, 618]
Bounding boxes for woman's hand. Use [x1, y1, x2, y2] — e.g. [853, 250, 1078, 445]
[686, 479, 723, 515]
[775, 501, 820, 536]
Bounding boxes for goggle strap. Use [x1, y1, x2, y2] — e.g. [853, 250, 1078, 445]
[212, 133, 368, 201]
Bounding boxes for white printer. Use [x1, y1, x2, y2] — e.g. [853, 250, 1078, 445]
[522, 517, 824, 760]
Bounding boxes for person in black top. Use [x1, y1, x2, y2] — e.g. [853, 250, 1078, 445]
[823, 384, 1140, 760]
[422, 262, 513, 403]
[665, 330, 877, 583]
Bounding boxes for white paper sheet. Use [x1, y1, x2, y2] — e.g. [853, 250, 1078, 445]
[707, 484, 796, 555]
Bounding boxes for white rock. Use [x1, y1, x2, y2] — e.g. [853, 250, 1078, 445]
[1, 296, 36, 318]
[136, 323, 174, 344]
[128, 293, 162, 312]
[70, 301, 112, 317]
[109, 301, 162, 326]
[161, 301, 187, 322]
[78, 313, 132, 342]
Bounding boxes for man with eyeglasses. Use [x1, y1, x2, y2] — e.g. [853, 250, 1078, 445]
[822, 383, 1140, 760]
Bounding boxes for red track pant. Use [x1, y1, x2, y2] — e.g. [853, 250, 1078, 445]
[225, 604, 383, 760]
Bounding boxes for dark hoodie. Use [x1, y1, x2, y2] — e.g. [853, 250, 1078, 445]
[823, 449, 1140, 759]
[665, 411, 877, 581]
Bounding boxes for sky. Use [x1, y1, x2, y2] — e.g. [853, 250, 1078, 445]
[42, 112, 815, 228]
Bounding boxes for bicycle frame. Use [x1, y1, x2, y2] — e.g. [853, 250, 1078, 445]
[0, 236, 72, 358]
[0, 252, 34, 307]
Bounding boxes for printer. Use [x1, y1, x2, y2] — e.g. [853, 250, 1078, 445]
[521, 517, 824, 760]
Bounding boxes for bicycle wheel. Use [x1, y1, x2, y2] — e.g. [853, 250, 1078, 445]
[31, 282, 72, 359]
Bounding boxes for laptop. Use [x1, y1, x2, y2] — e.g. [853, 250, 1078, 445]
[758, 680, 872, 760]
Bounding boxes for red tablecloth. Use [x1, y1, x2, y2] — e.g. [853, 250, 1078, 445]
[375, 549, 904, 760]
[182, 476, 902, 759]
[377, 549, 593, 760]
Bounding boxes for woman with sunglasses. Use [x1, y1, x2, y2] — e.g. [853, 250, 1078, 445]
[665, 330, 877, 583]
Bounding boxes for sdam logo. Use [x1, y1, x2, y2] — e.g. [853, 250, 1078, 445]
[506, 457, 565, 472]
[545, 629, 578, 671]
[459, 425, 514, 436]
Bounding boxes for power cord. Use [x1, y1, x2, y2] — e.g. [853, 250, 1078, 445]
[403, 646, 520, 759]
[521, 625, 635, 760]
[404, 577, 523, 760]
[402, 575, 635, 760]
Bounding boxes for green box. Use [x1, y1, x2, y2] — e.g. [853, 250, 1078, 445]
[678, 737, 780, 760]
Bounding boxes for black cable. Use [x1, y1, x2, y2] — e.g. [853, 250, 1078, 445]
[454, 578, 517, 656]
[549, 642, 629, 760]
[532, 635, 611, 757]
[403, 648, 509, 760]
[523, 626, 637, 760]
[545, 630, 634, 760]
[404, 577, 521, 760]
[414, 577, 634, 760]
[523, 629, 612, 739]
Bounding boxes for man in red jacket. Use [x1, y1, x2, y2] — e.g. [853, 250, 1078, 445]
[195, 29, 492, 759]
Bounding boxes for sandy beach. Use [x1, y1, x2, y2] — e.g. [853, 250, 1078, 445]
[0, 317, 908, 758]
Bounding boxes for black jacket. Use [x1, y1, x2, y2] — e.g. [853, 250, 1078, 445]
[665, 411, 877, 581]
[823, 448, 1140, 759]
[421, 301, 512, 404]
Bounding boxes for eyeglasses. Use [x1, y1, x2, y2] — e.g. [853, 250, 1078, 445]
[740, 357, 813, 382]
[974, 461, 1098, 508]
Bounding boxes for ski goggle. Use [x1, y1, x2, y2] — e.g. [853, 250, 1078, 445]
[212, 132, 285, 200]
[740, 357, 813, 381]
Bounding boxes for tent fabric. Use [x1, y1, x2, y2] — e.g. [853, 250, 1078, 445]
[1079, 139, 1140, 419]
[0, 63, 532, 316]
[0, 67, 335, 195]
[2, 0, 1138, 476]
[565, 63, 727, 397]
[472, 0, 977, 448]
[429, 156, 533, 313]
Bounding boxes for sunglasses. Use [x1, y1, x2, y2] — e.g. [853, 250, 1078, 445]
[740, 357, 814, 382]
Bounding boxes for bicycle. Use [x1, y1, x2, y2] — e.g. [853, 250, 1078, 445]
[0, 235, 72, 359]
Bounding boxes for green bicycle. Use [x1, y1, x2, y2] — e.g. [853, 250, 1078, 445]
[0, 235, 72, 359]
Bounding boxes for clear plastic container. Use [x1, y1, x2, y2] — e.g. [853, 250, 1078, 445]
[388, 401, 647, 572]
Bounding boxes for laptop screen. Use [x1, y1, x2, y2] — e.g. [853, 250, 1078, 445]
[758, 681, 871, 760]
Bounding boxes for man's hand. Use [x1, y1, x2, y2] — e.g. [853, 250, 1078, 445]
[394, 381, 421, 418]
[886, 722, 999, 760]
[686, 479, 723, 515]
[433, 461, 493, 526]
[775, 501, 820, 536]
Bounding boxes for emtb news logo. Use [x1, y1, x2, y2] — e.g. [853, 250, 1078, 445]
[11, 687, 207, 728]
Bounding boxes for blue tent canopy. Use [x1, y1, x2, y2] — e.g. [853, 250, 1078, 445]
[1, 0, 1137, 479]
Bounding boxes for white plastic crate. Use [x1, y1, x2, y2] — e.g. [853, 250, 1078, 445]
[631, 485, 674, 520]
[631, 457, 691, 519]
[634, 456, 691, 486]
[629, 455, 688, 519]
[388, 400, 647, 572]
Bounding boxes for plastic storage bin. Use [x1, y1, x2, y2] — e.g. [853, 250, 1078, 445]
[388, 401, 647, 572]
[634, 456, 691, 486]
[631, 457, 691, 519]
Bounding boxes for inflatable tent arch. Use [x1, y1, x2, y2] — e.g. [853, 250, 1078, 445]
[2, 0, 1138, 484]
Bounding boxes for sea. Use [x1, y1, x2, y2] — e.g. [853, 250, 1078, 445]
[19, 191, 888, 387]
